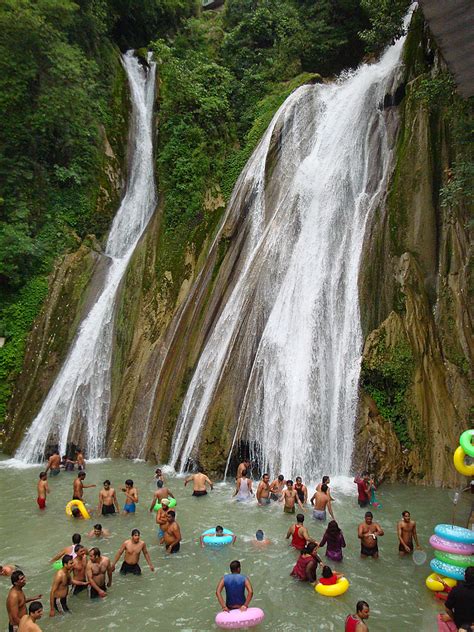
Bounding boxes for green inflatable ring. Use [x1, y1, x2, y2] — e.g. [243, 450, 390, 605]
[153, 497, 177, 512]
[459, 429, 474, 458]
[52, 560, 63, 570]
[434, 549, 474, 568]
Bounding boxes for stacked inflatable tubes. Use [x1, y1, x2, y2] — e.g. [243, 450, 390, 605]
[453, 429, 474, 476]
[427, 523, 474, 589]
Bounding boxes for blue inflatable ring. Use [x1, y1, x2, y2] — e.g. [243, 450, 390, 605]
[202, 528, 234, 547]
[430, 558, 466, 581]
[434, 524, 474, 545]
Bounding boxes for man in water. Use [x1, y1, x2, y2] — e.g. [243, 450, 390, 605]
[154, 468, 165, 483]
[354, 472, 370, 508]
[87, 524, 111, 538]
[72, 472, 95, 501]
[71, 546, 89, 596]
[397, 510, 421, 556]
[111, 529, 154, 575]
[216, 560, 253, 612]
[86, 548, 112, 599]
[294, 477, 308, 505]
[233, 469, 253, 501]
[45, 450, 61, 476]
[310, 483, 335, 522]
[286, 514, 317, 550]
[7, 571, 42, 632]
[149, 480, 174, 511]
[317, 475, 335, 500]
[75, 449, 86, 471]
[50, 534, 83, 564]
[184, 467, 213, 496]
[253, 530, 271, 547]
[121, 479, 138, 514]
[18, 601, 43, 632]
[236, 459, 251, 480]
[442, 565, 474, 629]
[61, 455, 76, 472]
[256, 473, 272, 506]
[282, 480, 304, 514]
[345, 600, 370, 631]
[36, 472, 49, 511]
[49, 555, 73, 616]
[98, 480, 120, 516]
[358, 512, 384, 558]
[270, 474, 285, 501]
[1, 564, 18, 577]
[156, 498, 171, 539]
[200, 526, 236, 547]
[161, 511, 182, 554]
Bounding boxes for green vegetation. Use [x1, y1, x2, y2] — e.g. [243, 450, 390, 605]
[359, 0, 410, 53]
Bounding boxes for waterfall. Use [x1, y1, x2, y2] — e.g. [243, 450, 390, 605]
[170, 29, 408, 478]
[16, 52, 156, 463]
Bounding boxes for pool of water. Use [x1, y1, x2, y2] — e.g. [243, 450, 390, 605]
[0, 457, 471, 631]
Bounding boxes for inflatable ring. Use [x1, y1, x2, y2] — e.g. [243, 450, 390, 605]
[215, 607, 265, 629]
[434, 524, 474, 545]
[453, 445, 474, 477]
[459, 429, 474, 458]
[202, 528, 234, 547]
[52, 560, 63, 571]
[429, 534, 474, 555]
[153, 497, 177, 512]
[425, 573, 457, 592]
[430, 559, 466, 581]
[315, 577, 350, 597]
[434, 550, 474, 568]
[65, 499, 90, 519]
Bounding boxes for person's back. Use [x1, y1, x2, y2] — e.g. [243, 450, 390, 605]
[445, 568, 474, 628]
[236, 477, 251, 501]
[346, 601, 370, 632]
[224, 573, 246, 608]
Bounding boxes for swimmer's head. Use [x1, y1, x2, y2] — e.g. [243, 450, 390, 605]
[295, 476, 302, 484]
[93, 524, 102, 536]
[29, 601, 43, 619]
[287, 480, 294, 488]
[11, 570, 25, 587]
[155, 468, 162, 474]
[78, 472, 86, 480]
[125, 479, 133, 488]
[296, 513, 304, 523]
[89, 547, 101, 561]
[322, 476, 330, 484]
[402, 511, 410, 521]
[74, 545, 86, 556]
[321, 483, 328, 493]
[197, 466, 204, 473]
[327, 520, 340, 535]
[356, 601, 370, 619]
[167, 510, 176, 522]
[364, 511, 373, 524]
[216, 526, 224, 535]
[322, 565, 333, 579]
[262, 473, 269, 482]
[53, 449, 59, 455]
[229, 560, 241, 573]
[305, 542, 317, 554]
[71, 507, 81, 518]
[103, 480, 111, 489]
[72, 533, 81, 544]
[278, 474, 284, 482]
[62, 554, 73, 569]
[39, 472, 47, 480]
[256, 530, 264, 541]
[131, 529, 140, 539]
[157, 480, 164, 488]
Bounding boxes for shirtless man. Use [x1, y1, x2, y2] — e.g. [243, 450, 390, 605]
[18, 601, 43, 632]
[310, 484, 334, 522]
[256, 474, 271, 506]
[184, 468, 213, 497]
[98, 480, 119, 516]
[155, 498, 171, 539]
[286, 514, 317, 550]
[317, 476, 335, 500]
[253, 530, 271, 547]
[86, 548, 112, 599]
[7, 571, 42, 632]
[397, 510, 421, 556]
[161, 511, 182, 554]
[71, 546, 89, 596]
[36, 473, 49, 511]
[358, 512, 384, 559]
[87, 524, 111, 538]
[154, 468, 165, 483]
[112, 529, 154, 575]
[294, 477, 308, 505]
[121, 479, 138, 514]
[49, 555, 73, 616]
[149, 480, 174, 511]
[282, 480, 304, 514]
[45, 450, 61, 476]
[75, 450, 85, 471]
[236, 459, 251, 481]
[72, 472, 95, 501]
[49, 534, 83, 564]
[270, 474, 285, 501]
[1, 565, 17, 577]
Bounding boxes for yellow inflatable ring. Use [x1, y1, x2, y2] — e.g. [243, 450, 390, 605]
[65, 499, 90, 519]
[315, 577, 350, 597]
[453, 445, 474, 477]
[425, 573, 457, 592]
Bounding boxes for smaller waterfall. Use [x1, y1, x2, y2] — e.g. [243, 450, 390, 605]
[16, 52, 156, 463]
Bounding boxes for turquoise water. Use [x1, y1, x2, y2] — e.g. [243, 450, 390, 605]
[0, 457, 471, 631]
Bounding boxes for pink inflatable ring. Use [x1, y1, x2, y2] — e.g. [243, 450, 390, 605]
[215, 607, 265, 629]
[429, 534, 474, 556]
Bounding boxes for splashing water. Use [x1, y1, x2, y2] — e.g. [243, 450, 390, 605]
[15, 52, 156, 462]
[170, 28, 409, 478]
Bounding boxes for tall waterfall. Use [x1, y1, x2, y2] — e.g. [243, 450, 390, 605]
[170, 30, 407, 479]
[16, 52, 156, 463]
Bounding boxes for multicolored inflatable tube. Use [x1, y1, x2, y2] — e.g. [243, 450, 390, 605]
[429, 534, 474, 555]
[430, 559, 466, 581]
[434, 524, 474, 545]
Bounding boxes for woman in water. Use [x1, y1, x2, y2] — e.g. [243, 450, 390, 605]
[318, 520, 346, 562]
[233, 469, 253, 502]
[290, 543, 321, 582]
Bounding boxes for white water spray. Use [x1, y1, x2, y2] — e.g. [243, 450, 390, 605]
[16, 52, 156, 462]
[170, 29, 408, 479]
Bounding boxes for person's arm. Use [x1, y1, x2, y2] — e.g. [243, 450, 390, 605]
[396, 521, 409, 551]
[98, 491, 103, 515]
[319, 533, 327, 548]
[45, 459, 51, 473]
[106, 560, 113, 587]
[242, 578, 253, 610]
[303, 486, 308, 504]
[184, 475, 192, 487]
[231, 535, 237, 545]
[205, 476, 213, 491]
[249, 480, 254, 495]
[256, 483, 262, 504]
[142, 543, 154, 571]
[7, 593, 21, 626]
[149, 495, 157, 512]
[310, 492, 316, 506]
[111, 542, 126, 571]
[168, 491, 175, 499]
[296, 493, 304, 510]
[340, 533, 346, 548]
[286, 525, 293, 540]
[412, 522, 421, 548]
[134, 489, 139, 503]
[375, 523, 384, 536]
[45, 481, 50, 495]
[327, 499, 335, 520]
[71, 575, 89, 586]
[216, 578, 228, 611]
[83, 484, 96, 489]
[86, 562, 106, 597]
[200, 535, 205, 548]
[49, 548, 66, 564]
[357, 524, 364, 540]
[49, 574, 61, 617]
[232, 479, 240, 497]
[113, 490, 120, 512]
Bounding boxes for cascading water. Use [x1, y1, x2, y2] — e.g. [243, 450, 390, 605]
[170, 27, 408, 479]
[16, 52, 156, 463]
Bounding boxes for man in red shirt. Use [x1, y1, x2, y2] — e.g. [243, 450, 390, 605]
[354, 473, 370, 508]
[346, 600, 370, 631]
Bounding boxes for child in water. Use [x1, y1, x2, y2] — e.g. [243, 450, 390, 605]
[318, 565, 344, 586]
